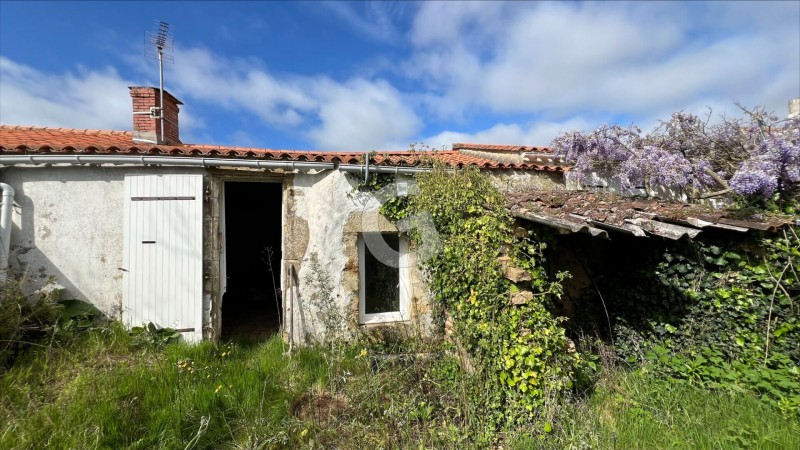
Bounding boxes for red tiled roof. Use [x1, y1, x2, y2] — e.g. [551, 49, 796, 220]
[0, 126, 135, 146]
[452, 142, 552, 153]
[0, 125, 564, 172]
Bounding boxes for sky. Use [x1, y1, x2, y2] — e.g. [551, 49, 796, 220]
[0, 1, 798, 151]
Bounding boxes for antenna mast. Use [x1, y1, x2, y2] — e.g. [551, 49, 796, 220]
[145, 21, 174, 144]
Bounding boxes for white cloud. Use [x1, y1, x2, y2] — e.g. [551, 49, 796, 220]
[2, 45, 423, 150]
[308, 78, 420, 150]
[421, 117, 595, 149]
[3, 2, 797, 151]
[409, 1, 505, 49]
[228, 130, 257, 147]
[0, 57, 133, 130]
[168, 47, 316, 127]
[162, 47, 421, 149]
[321, 1, 403, 43]
[407, 1, 800, 121]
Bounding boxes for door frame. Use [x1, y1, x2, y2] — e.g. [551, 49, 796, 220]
[213, 173, 286, 340]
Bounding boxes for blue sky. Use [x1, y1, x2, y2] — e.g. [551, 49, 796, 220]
[1, 1, 798, 150]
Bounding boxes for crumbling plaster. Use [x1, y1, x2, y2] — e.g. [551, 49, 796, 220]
[285, 170, 432, 344]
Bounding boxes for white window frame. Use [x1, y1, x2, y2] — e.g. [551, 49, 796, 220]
[358, 233, 411, 324]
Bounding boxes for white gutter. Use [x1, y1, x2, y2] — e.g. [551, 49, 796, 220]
[0, 182, 14, 283]
[338, 163, 435, 175]
[0, 155, 335, 171]
[0, 155, 434, 175]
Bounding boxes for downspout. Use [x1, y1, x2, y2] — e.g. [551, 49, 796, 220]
[364, 152, 370, 184]
[0, 182, 14, 283]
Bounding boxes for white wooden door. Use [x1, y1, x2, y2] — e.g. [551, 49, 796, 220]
[122, 174, 204, 342]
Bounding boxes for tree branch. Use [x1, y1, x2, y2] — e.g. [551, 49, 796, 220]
[703, 166, 729, 189]
[699, 188, 732, 199]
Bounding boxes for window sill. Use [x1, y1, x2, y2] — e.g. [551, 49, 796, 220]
[359, 315, 411, 326]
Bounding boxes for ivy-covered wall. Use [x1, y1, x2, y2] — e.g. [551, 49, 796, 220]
[536, 226, 800, 414]
[383, 166, 586, 427]
[363, 162, 799, 425]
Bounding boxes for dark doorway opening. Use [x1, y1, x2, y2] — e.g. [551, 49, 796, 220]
[222, 181, 282, 341]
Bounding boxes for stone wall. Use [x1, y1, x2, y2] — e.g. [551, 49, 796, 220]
[284, 170, 433, 344]
[488, 169, 566, 194]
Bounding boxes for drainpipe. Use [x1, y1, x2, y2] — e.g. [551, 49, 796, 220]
[0, 182, 14, 283]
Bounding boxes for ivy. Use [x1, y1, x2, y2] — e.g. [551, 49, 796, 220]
[599, 227, 800, 415]
[397, 164, 585, 426]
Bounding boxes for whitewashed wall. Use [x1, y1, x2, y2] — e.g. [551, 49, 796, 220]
[4, 164, 555, 343]
[2, 166, 206, 321]
[565, 171, 727, 206]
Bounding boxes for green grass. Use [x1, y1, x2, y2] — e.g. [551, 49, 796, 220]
[513, 369, 800, 450]
[2, 325, 798, 449]
[0, 325, 329, 449]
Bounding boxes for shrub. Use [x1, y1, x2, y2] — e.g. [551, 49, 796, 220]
[1, 280, 102, 367]
[0, 280, 61, 367]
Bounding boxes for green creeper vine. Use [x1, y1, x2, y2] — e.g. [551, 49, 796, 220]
[390, 164, 585, 426]
[597, 227, 800, 415]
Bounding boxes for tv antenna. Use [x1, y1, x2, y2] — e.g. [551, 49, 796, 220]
[144, 21, 174, 144]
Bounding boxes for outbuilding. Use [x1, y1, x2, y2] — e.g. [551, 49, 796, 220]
[0, 86, 565, 343]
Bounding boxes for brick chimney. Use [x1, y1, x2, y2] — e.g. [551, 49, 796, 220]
[129, 86, 183, 145]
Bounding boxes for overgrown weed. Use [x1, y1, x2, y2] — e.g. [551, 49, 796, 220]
[1, 317, 798, 449]
[513, 368, 800, 449]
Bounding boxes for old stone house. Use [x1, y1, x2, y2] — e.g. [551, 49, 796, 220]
[0, 86, 565, 343]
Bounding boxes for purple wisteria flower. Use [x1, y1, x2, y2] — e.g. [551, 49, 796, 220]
[730, 156, 779, 197]
[552, 109, 799, 201]
[552, 124, 641, 182]
[730, 117, 800, 198]
[620, 146, 693, 189]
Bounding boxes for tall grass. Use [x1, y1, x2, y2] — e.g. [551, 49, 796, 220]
[0, 325, 328, 449]
[1, 324, 798, 449]
[512, 369, 800, 449]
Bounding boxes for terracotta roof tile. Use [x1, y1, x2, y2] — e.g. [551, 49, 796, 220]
[0, 125, 565, 172]
[452, 142, 552, 153]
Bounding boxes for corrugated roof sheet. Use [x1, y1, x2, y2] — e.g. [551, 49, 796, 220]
[0, 125, 565, 172]
[508, 190, 797, 239]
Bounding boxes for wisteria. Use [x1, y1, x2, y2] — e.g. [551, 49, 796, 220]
[551, 124, 642, 187]
[551, 108, 800, 203]
[730, 120, 800, 198]
[729, 156, 780, 198]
